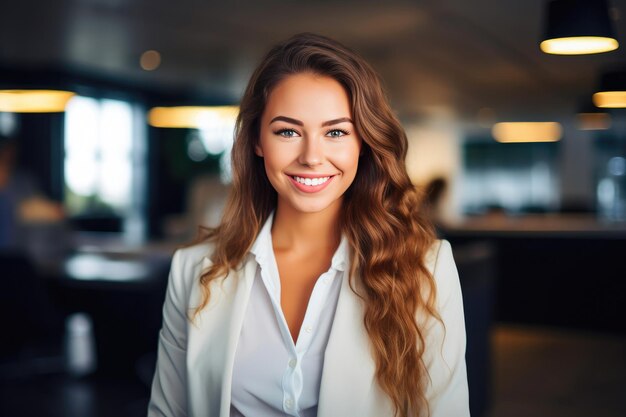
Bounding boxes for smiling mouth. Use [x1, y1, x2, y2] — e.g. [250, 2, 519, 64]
[289, 175, 333, 186]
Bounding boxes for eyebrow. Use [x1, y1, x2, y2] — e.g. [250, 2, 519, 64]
[269, 116, 353, 127]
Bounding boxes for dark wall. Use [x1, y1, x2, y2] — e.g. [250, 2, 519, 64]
[446, 233, 626, 334]
[14, 113, 64, 201]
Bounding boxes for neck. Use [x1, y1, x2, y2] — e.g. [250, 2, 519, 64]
[271, 200, 342, 253]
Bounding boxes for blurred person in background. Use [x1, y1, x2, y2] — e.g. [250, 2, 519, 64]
[148, 33, 469, 417]
[420, 176, 448, 237]
[0, 136, 68, 259]
[0, 137, 36, 248]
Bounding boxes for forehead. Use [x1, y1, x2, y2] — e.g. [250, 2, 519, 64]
[262, 73, 352, 123]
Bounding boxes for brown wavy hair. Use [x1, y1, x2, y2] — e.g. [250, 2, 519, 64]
[192, 32, 439, 417]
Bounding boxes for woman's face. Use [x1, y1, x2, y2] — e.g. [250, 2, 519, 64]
[256, 72, 362, 215]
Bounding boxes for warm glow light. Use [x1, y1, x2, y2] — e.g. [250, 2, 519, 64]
[492, 122, 562, 143]
[576, 113, 612, 130]
[540, 36, 618, 55]
[140, 50, 161, 71]
[148, 106, 239, 128]
[593, 91, 626, 108]
[0, 89, 76, 113]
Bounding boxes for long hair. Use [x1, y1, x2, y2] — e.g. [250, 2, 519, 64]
[192, 32, 439, 417]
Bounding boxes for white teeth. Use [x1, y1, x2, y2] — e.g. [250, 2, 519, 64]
[293, 176, 330, 186]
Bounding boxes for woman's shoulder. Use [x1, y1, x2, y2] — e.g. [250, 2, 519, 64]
[174, 241, 215, 265]
[421, 239, 469, 416]
[168, 241, 215, 289]
[424, 239, 450, 274]
[424, 238, 459, 293]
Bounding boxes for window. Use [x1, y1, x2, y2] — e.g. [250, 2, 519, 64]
[64, 96, 146, 239]
[462, 140, 560, 214]
[594, 133, 626, 220]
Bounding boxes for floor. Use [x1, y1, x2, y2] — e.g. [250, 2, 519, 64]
[487, 325, 626, 417]
[1, 325, 624, 417]
[0, 373, 148, 417]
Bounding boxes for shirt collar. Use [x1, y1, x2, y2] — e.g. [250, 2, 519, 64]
[250, 210, 349, 272]
[330, 234, 348, 272]
[249, 211, 275, 266]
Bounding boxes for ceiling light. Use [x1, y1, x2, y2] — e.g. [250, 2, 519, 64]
[541, 37, 618, 55]
[140, 50, 161, 71]
[0, 89, 76, 113]
[593, 70, 626, 108]
[540, 0, 618, 55]
[147, 106, 239, 128]
[492, 122, 562, 143]
[593, 91, 626, 108]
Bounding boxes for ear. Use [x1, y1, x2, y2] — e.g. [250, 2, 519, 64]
[254, 143, 264, 157]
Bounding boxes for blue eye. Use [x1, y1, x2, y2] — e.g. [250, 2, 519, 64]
[327, 129, 349, 138]
[275, 129, 298, 138]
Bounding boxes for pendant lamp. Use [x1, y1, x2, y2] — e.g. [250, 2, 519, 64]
[540, 0, 618, 55]
[593, 69, 626, 108]
[0, 89, 76, 113]
[492, 122, 562, 143]
[147, 106, 239, 129]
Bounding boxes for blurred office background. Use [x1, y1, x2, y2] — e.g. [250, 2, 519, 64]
[1, 0, 625, 416]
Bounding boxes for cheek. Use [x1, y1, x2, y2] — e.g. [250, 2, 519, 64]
[263, 140, 300, 170]
[262, 157, 282, 192]
[335, 145, 361, 175]
[262, 146, 290, 179]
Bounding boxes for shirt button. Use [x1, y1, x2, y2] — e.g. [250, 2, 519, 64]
[285, 398, 293, 409]
[304, 325, 313, 333]
[288, 358, 297, 368]
[322, 277, 330, 284]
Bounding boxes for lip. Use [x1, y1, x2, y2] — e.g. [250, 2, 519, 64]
[287, 174, 336, 193]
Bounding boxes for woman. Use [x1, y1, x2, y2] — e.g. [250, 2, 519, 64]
[148, 33, 469, 417]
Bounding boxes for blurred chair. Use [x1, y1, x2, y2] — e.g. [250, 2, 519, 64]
[0, 250, 64, 376]
[453, 241, 497, 417]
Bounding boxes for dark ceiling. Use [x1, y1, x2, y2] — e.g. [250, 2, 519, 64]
[3, 0, 626, 122]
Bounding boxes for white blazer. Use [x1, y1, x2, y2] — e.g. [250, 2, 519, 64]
[148, 238, 470, 417]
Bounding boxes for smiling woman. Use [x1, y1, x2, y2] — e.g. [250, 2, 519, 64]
[148, 32, 469, 417]
[255, 73, 362, 215]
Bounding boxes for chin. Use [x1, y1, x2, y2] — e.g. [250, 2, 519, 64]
[284, 196, 341, 215]
[292, 202, 333, 214]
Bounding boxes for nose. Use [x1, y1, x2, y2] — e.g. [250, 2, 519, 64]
[298, 136, 324, 167]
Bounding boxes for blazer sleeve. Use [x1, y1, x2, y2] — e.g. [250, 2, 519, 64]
[423, 239, 470, 417]
[148, 249, 189, 417]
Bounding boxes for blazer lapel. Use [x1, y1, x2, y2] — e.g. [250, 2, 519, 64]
[317, 269, 394, 417]
[186, 255, 256, 417]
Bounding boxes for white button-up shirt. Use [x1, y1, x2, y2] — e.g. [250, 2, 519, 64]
[230, 212, 348, 417]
